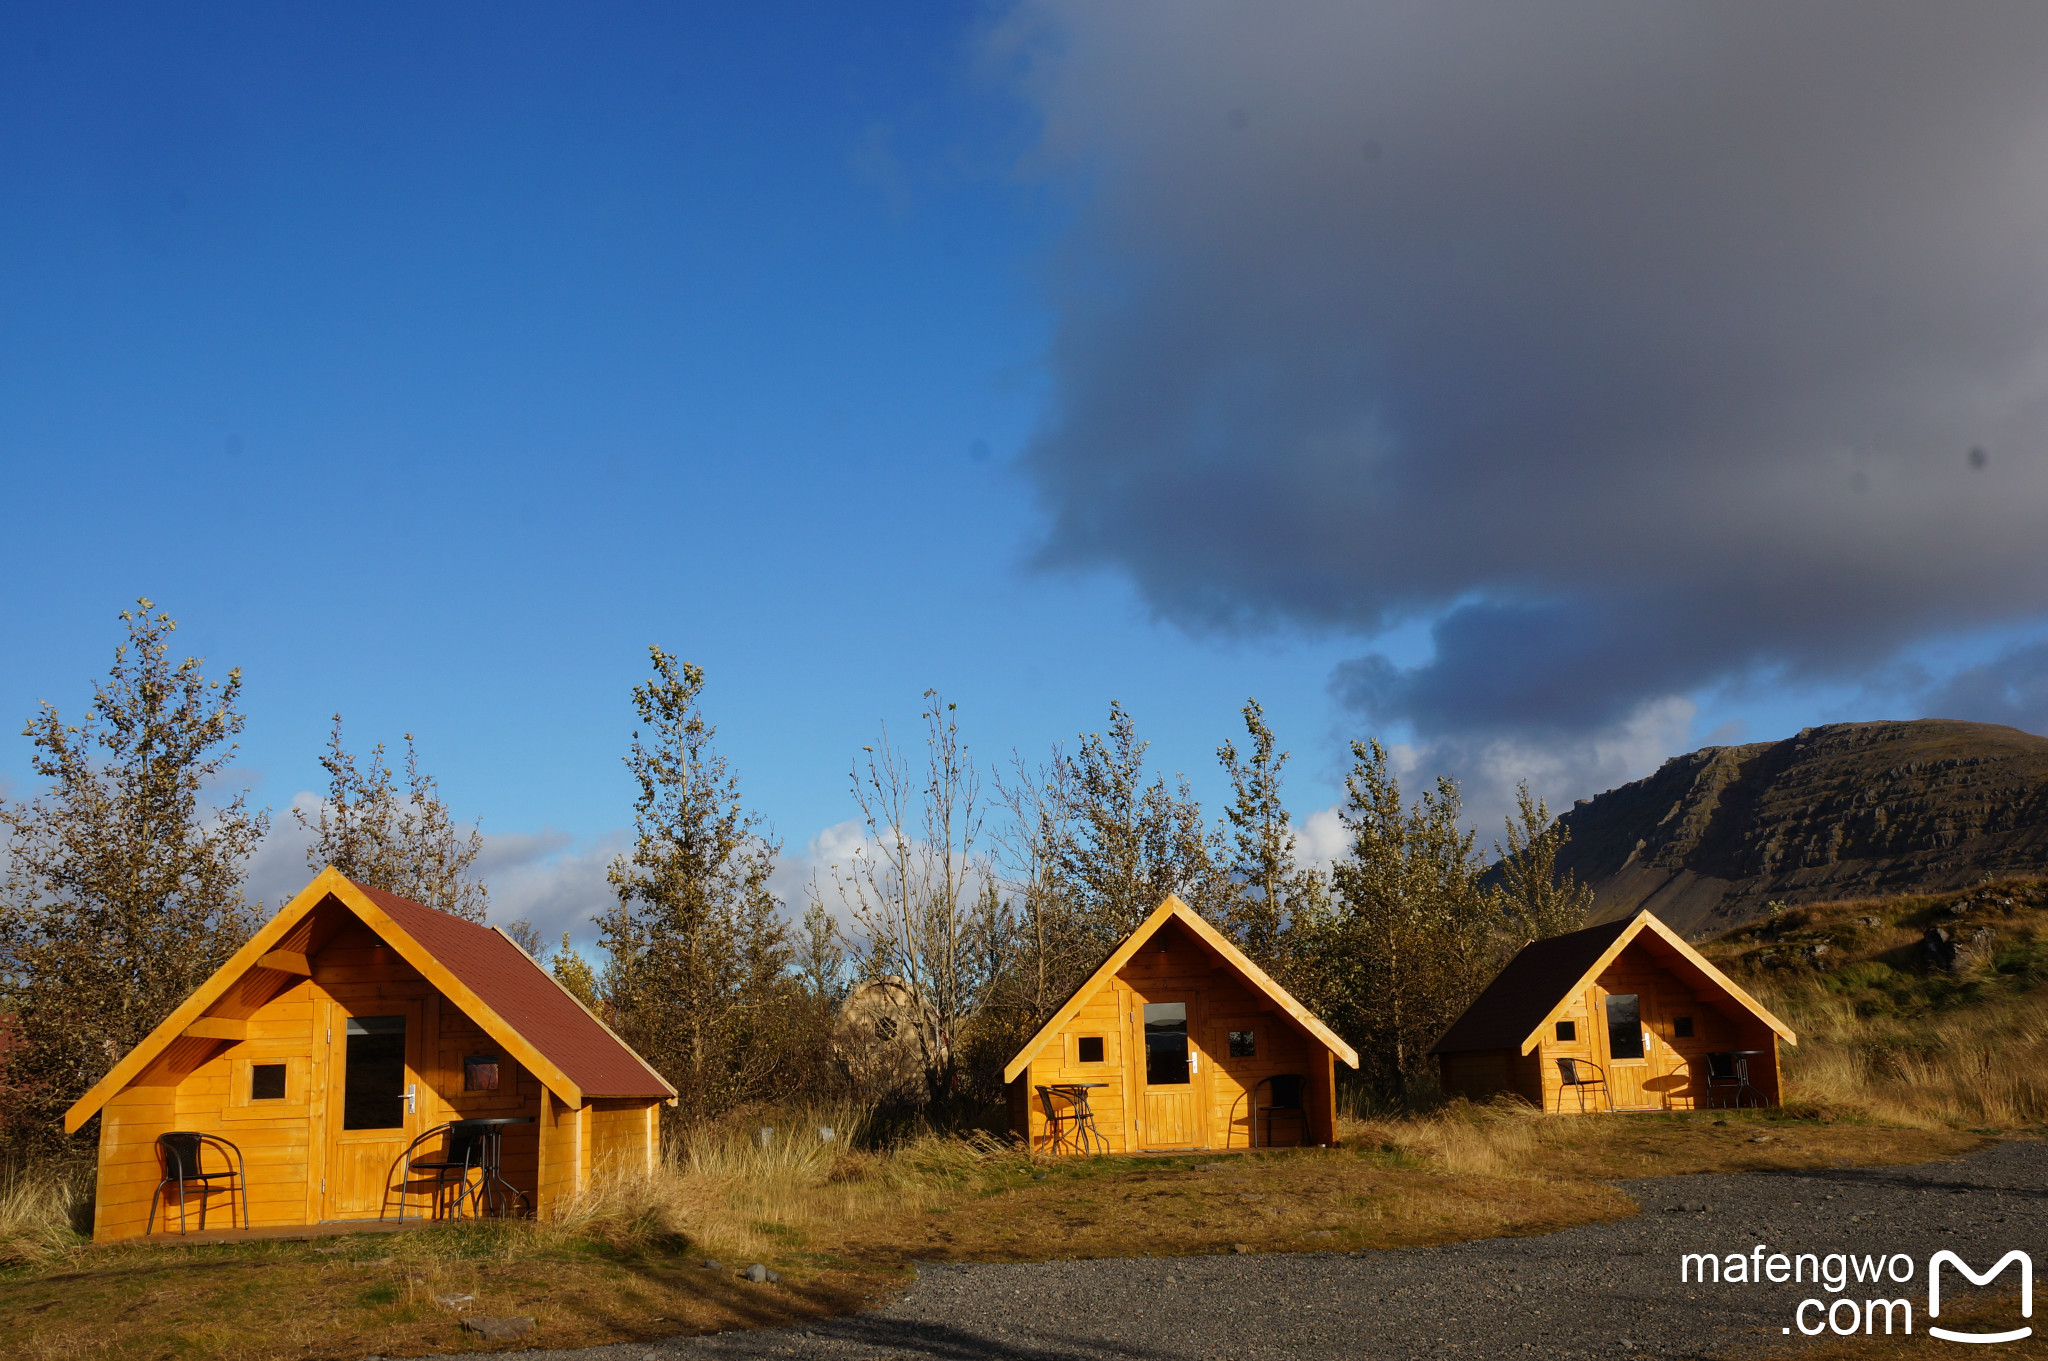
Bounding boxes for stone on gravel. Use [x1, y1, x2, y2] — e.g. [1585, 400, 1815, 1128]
[460, 1316, 536, 1341]
[701, 1259, 721, 1270]
[744, 1263, 781, 1284]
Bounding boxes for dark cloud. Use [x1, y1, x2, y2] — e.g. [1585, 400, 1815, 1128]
[1004, 2, 2048, 744]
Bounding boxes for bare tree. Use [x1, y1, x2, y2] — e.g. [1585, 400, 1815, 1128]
[835, 693, 1006, 1108]
[990, 747, 1087, 1028]
[0, 602, 266, 1151]
[296, 717, 489, 921]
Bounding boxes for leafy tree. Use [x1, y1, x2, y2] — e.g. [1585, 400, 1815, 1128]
[0, 602, 266, 1150]
[1491, 781, 1594, 949]
[1320, 739, 1496, 1103]
[1052, 701, 1217, 944]
[1215, 699, 1328, 976]
[550, 933, 603, 1012]
[296, 717, 489, 921]
[989, 748, 1088, 1029]
[501, 918, 547, 956]
[599, 649, 792, 1124]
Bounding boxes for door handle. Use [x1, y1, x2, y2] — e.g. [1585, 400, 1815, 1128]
[1189, 1050, 1199, 1074]
[403, 1083, 416, 1115]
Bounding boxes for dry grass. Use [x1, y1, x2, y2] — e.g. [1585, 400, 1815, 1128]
[1702, 877, 2048, 1130]
[8, 879, 2043, 1356]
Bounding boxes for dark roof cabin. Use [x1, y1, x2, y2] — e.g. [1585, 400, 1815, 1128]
[1003, 896, 1359, 1153]
[1431, 910, 1795, 1113]
[66, 868, 675, 1241]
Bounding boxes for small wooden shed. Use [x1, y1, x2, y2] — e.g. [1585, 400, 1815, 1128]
[1431, 910, 1796, 1113]
[1003, 896, 1359, 1153]
[65, 868, 676, 1242]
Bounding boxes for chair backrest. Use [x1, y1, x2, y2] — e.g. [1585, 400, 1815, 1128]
[1259, 1074, 1305, 1109]
[159, 1131, 204, 1178]
[443, 1126, 489, 1164]
[1556, 1056, 1586, 1085]
[1704, 1051, 1738, 1080]
[1035, 1086, 1070, 1122]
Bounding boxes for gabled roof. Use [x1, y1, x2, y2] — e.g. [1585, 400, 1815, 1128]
[1430, 909, 1796, 1057]
[66, 868, 674, 1132]
[1002, 895, 1359, 1084]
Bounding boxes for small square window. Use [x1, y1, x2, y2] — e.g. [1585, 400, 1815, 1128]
[250, 1063, 286, 1101]
[1673, 1015, 1694, 1039]
[1229, 1030, 1256, 1058]
[1555, 1020, 1577, 1043]
[1077, 1036, 1105, 1063]
[464, 1055, 500, 1092]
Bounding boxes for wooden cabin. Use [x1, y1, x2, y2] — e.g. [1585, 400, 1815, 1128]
[65, 868, 676, 1242]
[1431, 910, 1796, 1113]
[1003, 896, 1359, 1153]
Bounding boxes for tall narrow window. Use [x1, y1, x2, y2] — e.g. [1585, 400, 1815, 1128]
[1143, 1003, 1189, 1085]
[342, 1015, 407, 1129]
[1604, 994, 1644, 1060]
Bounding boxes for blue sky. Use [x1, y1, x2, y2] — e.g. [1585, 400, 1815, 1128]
[7, 3, 2048, 944]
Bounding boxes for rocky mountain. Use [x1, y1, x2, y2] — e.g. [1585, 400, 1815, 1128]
[1556, 719, 2048, 938]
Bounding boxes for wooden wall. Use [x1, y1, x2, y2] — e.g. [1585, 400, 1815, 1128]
[91, 907, 593, 1240]
[1016, 920, 1341, 1153]
[1436, 939, 1784, 1114]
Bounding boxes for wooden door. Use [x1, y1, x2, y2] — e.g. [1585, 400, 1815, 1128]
[1599, 990, 1661, 1110]
[321, 1000, 424, 1220]
[1133, 995, 1209, 1149]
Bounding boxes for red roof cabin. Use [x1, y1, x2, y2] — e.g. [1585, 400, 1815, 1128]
[1431, 910, 1796, 1113]
[65, 869, 675, 1241]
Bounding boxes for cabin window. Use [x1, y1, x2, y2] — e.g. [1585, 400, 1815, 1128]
[1672, 1015, 1695, 1039]
[1604, 994, 1645, 1060]
[1554, 1020, 1576, 1043]
[464, 1055, 500, 1092]
[250, 1063, 286, 1101]
[1229, 1030, 1256, 1057]
[1077, 1036, 1105, 1064]
[1143, 1003, 1190, 1085]
[342, 1015, 408, 1130]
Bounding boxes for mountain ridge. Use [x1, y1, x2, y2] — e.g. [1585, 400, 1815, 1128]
[1556, 718, 2048, 937]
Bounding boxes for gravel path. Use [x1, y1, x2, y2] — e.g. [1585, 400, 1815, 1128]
[520, 1140, 2046, 1361]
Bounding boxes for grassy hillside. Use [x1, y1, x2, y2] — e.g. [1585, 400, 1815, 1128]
[1700, 876, 2048, 1128]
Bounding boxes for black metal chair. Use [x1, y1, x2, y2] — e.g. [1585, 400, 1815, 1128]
[1554, 1057, 1611, 1113]
[148, 1131, 248, 1235]
[1704, 1052, 1761, 1109]
[1252, 1074, 1307, 1147]
[398, 1121, 487, 1220]
[1034, 1085, 1081, 1154]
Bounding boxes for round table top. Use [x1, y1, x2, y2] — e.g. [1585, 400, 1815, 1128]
[1047, 1082, 1107, 1089]
[449, 1116, 537, 1127]
[1726, 1049, 1770, 1056]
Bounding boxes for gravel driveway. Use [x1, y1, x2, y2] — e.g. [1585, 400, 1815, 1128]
[520, 1140, 2045, 1361]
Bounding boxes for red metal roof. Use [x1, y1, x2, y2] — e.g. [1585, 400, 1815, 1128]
[355, 884, 674, 1100]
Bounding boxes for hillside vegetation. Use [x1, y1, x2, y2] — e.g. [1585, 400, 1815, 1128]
[1701, 876, 2048, 1128]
